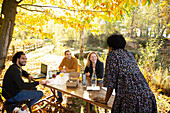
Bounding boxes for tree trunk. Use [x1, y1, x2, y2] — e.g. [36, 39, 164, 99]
[135, 26, 137, 38]
[78, 29, 84, 73]
[160, 17, 169, 37]
[160, 26, 166, 37]
[130, 12, 134, 38]
[157, 3, 161, 36]
[79, 30, 84, 60]
[0, 0, 19, 74]
[146, 28, 149, 39]
[140, 25, 143, 37]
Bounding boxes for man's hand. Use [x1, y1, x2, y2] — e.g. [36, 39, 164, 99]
[60, 69, 66, 73]
[61, 66, 68, 73]
[39, 80, 50, 85]
[28, 75, 34, 82]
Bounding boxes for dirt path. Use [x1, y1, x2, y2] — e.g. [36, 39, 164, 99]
[25, 45, 64, 74]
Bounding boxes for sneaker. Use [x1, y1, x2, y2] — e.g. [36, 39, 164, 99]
[17, 108, 28, 113]
[13, 107, 20, 111]
[57, 97, 63, 103]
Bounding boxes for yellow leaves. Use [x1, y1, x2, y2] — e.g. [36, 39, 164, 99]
[117, 14, 121, 20]
[157, 89, 162, 92]
[13, 0, 158, 38]
[85, 17, 89, 21]
[84, 22, 90, 29]
[94, 5, 100, 10]
[108, 12, 111, 17]
[142, 0, 147, 6]
[83, 0, 87, 4]
[101, 3, 106, 6]
[39, 29, 42, 33]
[120, 9, 123, 15]
[150, 0, 152, 4]
[31, 27, 38, 34]
[135, 0, 139, 7]
[76, 2, 80, 7]
[130, 0, 134, 6]
[89, 30, 96, 33]
[0, 0, 3, 4]
[110, 4, 114, 10]
[59, 0, 62, 4]
[65, 12, 71, 17]
[160, 0, 168, 7]
[0, 88, 2, 94]
[153, 0, 158, 3]
[31, 27, 35, 31]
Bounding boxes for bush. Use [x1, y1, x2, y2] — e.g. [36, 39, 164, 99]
[137, 37, 170, 112]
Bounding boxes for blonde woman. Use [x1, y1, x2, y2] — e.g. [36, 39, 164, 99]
[84, 52, 104, 79]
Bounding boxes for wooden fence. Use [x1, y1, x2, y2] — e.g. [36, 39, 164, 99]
[7, 43, 44, 60]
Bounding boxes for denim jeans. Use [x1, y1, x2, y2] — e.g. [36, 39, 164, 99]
[57, 91, 62, 97]
[7, 90, 43, 107]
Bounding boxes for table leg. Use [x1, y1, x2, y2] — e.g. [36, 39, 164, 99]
[105, 109, 108, 113]
[86, 102, 90, 113]
[50, 89, 58, 99]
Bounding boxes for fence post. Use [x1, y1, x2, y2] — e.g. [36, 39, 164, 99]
[12, 45, 15, 55]
[34, 44, 36, 50]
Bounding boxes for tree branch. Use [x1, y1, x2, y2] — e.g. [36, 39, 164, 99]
[18, 5, 83, 27]
[17, 0, 23, 4]
[63, 0, 74, 8]
[18, 6, 45, 13]
[18, 4, 110, 12]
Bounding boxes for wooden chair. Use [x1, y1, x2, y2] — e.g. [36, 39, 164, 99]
[0, 86, 32, 113]
[77, 64, 82, 73]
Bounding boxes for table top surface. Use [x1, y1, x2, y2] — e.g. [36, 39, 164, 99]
[42, 74, 115, 109]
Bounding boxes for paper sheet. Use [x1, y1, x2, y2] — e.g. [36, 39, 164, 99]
[47, 73, 69, 85]
[86, 86, 100, 90]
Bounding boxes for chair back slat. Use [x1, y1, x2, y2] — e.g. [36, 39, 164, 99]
[0, 86, 17, 102]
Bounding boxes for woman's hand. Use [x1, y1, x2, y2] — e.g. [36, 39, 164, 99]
[93, 97, 107, 104]
[86, 72, 90, 77]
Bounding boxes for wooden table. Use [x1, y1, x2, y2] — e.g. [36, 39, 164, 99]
[40, 76, 115, 113]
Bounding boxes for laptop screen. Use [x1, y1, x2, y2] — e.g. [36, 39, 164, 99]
[41, 63, 47, 76]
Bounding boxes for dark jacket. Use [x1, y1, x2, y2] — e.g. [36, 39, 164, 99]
[2, 64, 39, 99]
[84, 60, 104, 79]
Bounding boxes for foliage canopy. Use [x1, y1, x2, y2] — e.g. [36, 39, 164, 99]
[0, 0, 158, 38]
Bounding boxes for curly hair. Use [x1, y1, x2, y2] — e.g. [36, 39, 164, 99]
[12, 51, 25, 64]
[107, 34, 126, 50]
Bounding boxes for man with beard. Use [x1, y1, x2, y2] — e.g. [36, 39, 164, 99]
[59, 50, 78, 73]
[57, 50, 78, 102]
[2, 51, 48, 112]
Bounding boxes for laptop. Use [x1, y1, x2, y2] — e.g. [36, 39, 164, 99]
[32, 63, 48, 79]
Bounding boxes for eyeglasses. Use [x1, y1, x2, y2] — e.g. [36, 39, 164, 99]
[91, 56, 97, 58]
[66, 54, 71, 55]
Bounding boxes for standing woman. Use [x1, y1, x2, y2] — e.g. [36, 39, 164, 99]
[84, 52, 104, 79]
[96, 34, 157, 113]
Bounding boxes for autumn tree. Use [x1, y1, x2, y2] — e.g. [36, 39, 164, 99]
[0, 0, 157, 74]
[123, 1, 169, 39]
[159, 0, 169, 37]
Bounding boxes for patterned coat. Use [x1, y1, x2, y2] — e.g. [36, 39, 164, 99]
[103, 49, 157, 113]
